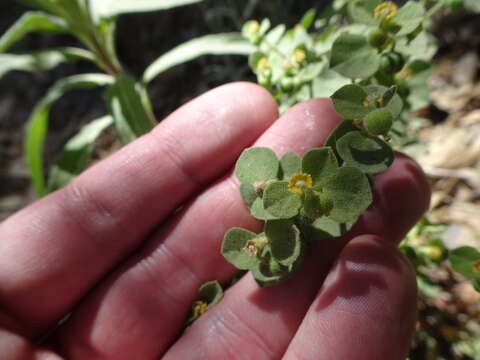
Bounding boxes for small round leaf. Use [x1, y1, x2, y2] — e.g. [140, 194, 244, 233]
[280, 152, 302, 180]
[330, 33, 381, 79]
[198, 280, 223, 306]
[222, 228, 260, 270]
[240, 183, 257, 207]
[336, 131, 394, 174]
[235, 147, 279, 184]
[331, 84, 369, 119]
[321, 166, 373, 223]
[251, 197, 278, 220]
[364, 108, 393, 136]
[302, 147, 338, 185]
[263, 181, 302, 219]
[449, 246, 480, 279]
[265, 219, 302, 266]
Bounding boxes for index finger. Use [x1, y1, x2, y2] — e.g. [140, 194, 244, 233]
[0, 82, 278, 336]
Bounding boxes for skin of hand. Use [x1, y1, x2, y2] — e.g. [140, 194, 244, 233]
[0, 82, 430, 360]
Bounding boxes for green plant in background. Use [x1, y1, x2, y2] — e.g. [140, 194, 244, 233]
[223, 0, 480, 291]
[0, 0, 254, 196]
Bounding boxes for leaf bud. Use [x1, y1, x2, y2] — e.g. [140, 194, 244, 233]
[368, 29, 389, 49]
[364, 108, 393, 136]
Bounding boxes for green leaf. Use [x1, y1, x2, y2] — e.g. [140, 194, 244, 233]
[198, 280, 223, 306]
[321, 166, 373, 223]
[330, 33, 381, 79]
[251, 257, 290, 287]
[464, 0, 480, 13]
[449, 246, 480, 279]
[331, 84, 369, 119]
[0, 47, 97, 78]
[347, 0, 381, 25]
[90, 0, 205, 21]
[250, 197, 277, 220]
[279, 152, 301, 180]
[263, 181, 302, 219]
[239, 183, 257, 207]
[264, 25, 286, 45]
[25, 74, 114, 196]
[107, 75, 154, 144]
[364, 108, 393, 136]
[472, 279, 480, 292]
[265, 220, 302, 266]
[222, 228, 260, 270]
[0, 11, 68, 53]
[394, 1, 426, 36]
[302, 148, 338, 185]
[235, 147, 279, 185]
[302, 216, 353, 241]
[303, 191, 333, 219]
[364, 85, 403, 119]
[336, 131, 394, 174]
[325, 119, 359, 152]
[299, 9, 316, 29]
[143, 33, 253, 83]
[47, 115, 113, 192]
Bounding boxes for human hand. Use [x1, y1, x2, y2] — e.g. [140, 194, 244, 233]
[0, 83, 430, 360]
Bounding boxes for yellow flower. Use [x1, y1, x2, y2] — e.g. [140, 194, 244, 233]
[257, 57, 271, 71]
[288, 173, 313, 195]
[192, 300, 207, 318]
[249, 20, 260, 34]
[292, 49, 307, 65]
[374, 2, 398, 20]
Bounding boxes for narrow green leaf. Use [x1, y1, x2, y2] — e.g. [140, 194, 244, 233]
[0, 11, 68, 53]
[336, 131, 394, 174]
[89, 0, 204, 21]
[107, 75, 154, 144]
[222, 228, 260, 270]
[0, 48, 97, 78]
[449, 246, 480, 279]
[330, 33, 381, 79]
[47, 115, 113, 192]
[25, 74, 114, 196]
[299, 9, 316, 30]
[279, 152, 301, 181]
[143, 33, 254, 83]
[331, 84, 369, 119]
[263, 181, 302, 219]
[321, 166, 373, 223]
[302, 148, 338, 185]
[265, 220, 302, 266]
[235, 147, 279, 185]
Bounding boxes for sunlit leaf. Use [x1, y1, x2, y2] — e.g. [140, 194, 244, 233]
[107, 75, 154, 144]
[25, 74, 114, 196]
[0, 11, 68, 53]
[143, 33, 253, 83]
[47, 115, 113, 192]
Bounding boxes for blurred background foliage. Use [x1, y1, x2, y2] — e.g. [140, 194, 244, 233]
[1, 0, 480, 359]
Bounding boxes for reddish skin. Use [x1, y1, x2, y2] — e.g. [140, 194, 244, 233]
[0, 83, 430, 360]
